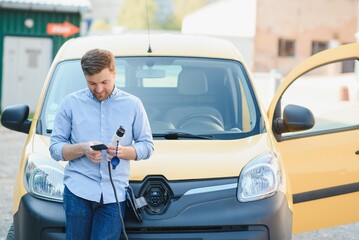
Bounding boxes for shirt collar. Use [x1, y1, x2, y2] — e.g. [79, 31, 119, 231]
[86, 87, 119, 101]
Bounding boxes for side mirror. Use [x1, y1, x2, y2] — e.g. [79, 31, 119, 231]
[1, 104, 31, 134]
[274, 104, 314, 134]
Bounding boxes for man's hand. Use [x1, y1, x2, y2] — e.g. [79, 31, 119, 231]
[61, 141, 107, 163]
[84, 142, 105, 163]
[106, 144, 137, 161]
[106, 144, 124, 162]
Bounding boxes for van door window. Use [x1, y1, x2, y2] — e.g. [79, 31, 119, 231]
[280, 59, 359, 139]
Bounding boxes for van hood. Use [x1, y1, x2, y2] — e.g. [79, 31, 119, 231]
[33, 133, 272, 181]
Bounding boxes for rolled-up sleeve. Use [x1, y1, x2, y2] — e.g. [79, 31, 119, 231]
[49, 99, 71, 161]
[132, 99, 154, 160]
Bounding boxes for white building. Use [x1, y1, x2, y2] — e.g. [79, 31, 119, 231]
[182, 0, 257, 69]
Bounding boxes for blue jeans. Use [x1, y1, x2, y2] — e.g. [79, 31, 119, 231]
[63, 186, 126, 240]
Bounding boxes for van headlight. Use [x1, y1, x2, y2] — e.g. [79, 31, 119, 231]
[24, 153, 64, 202]
[237, 152, 281, 202]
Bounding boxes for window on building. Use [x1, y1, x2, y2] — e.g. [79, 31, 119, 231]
[342, 59, 355, 73]
[278, 39, 295, 57]
[341, 43, 355, 73]
[312, 41, 328, 55]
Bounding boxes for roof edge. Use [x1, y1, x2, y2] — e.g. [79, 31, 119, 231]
[0, 2, 91, 13]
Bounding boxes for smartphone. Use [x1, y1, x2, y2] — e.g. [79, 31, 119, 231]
[90, 144, 108, 151]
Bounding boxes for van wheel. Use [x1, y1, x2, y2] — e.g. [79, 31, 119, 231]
[6, 223, 15, 240]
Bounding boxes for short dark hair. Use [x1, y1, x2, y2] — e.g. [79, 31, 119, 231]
[81, 49, 115, 76]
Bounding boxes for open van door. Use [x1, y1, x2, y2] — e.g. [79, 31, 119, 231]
[268, 43, 359, 233]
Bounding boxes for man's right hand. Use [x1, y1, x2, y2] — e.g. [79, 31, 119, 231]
[84, 142, 104, 163]
[62, 141, 104, 163]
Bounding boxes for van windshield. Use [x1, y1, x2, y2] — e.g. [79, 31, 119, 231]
[40, 57, 261, 140]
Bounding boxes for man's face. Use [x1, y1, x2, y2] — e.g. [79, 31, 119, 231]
[86, 68, 116, 101]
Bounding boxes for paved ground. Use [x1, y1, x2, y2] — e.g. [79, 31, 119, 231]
[0, 126, 26, 239]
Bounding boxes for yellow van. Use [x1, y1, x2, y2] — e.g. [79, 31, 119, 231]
[2, 34, 359, 240]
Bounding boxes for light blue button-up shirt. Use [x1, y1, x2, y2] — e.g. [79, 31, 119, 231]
[50, 87, 154, 203]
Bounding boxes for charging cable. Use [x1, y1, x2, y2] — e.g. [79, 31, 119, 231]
[108, 126, 129, 240]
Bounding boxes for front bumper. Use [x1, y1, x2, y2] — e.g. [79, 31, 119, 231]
[14, 194, 65, 240]
[13, 179, 292, 240]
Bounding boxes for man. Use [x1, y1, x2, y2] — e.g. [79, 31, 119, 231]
[50, 48, 154, 240]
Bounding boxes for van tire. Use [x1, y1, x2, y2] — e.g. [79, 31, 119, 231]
[6, 223, 15, 240]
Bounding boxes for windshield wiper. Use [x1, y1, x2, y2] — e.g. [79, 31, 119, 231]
[153, 132, 214, 140]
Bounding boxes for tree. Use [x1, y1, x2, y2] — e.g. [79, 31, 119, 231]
[118, 0, 157, 29]
[168, 0, 207, 30]
[118, 0, 208, 30]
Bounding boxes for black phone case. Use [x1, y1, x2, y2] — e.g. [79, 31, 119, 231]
[90, 144, 108, 151]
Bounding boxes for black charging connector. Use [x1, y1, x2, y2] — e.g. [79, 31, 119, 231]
[108, 126, 129, 240]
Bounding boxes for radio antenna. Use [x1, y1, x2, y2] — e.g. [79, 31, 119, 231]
[146, 0, 152, 53]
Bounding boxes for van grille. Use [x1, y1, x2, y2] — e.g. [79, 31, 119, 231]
[126, 225, 249, 234]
